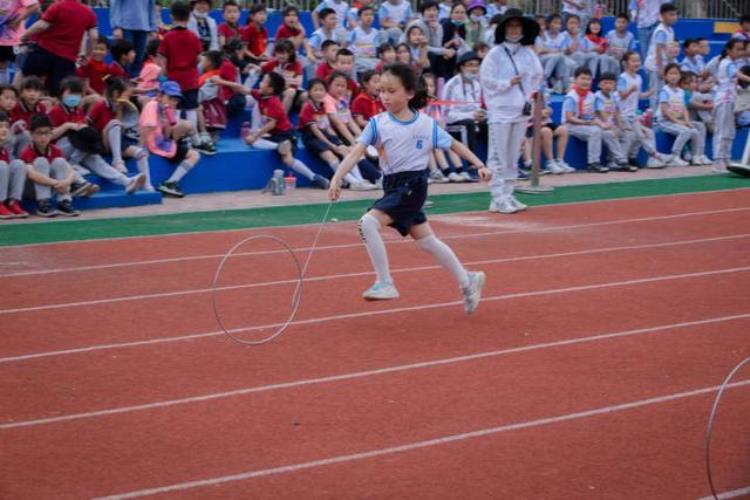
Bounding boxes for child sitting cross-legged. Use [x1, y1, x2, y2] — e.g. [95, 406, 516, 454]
[522, 86, 573, 174]
[595, 72, 636, 171]
[22, 115, 80, 217]
[299, 78, 379, 191]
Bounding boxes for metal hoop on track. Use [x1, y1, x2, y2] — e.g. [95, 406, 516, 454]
[211, 202, 334, 346]
[705, 355, 750, 500]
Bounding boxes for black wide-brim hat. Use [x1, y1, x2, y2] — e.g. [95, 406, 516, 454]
[494, 8, 540, 46]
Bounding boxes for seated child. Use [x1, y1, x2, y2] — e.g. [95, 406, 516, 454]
[0, 111, 28, 219]
[218, 0, 243, 48]
[378, 0, 413, 45]
[139, 81, 202, 198]
[442, 51, 486, 157]
[563, 15, 595, 80]
[11, 76, 47, 158]
[351, 70, 384, 129]
[375, 42, 397, 73]
[655, 63, 707, 166]
[595, 72, 634, 171]
[76, 37, 109, 98]
[109, 39, 136, 81]
[422, 72, 472, 182]
[197, 51, 229, 140]
[583, 18, 619, 79]
[538, 14, 571, 93]
[189, 0, 219, 51]
[605, 13, 635, 67]
[563, 67, 626, 172]
[261, 40, 306, 114]
[22, 115, 79, 217]
[315, 40, 341, 82]
[349, 6, 381, 74]
[243, 73, 330, 190]
[524, 86, 573, 174]
[681, 71, 713, 164]
[299, 78, 379, 191]
[52, 77, 147, 194]
[403, 23, 431, 73]
[242, 3, 270, 62]
[87, 77, 154, 189]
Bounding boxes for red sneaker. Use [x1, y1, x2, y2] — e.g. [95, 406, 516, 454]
[6, 200, 29, 218]
[0, 202, 13, 219]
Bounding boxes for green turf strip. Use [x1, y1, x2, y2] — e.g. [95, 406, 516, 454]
[1, 175, 747, 247]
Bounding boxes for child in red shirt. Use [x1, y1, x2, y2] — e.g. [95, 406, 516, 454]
[76, 37, 109, 97]
[261, 40, 305, 113]
[275, 5, 317, 67]
[315, 40, 340, 81]
[299, 78, 378, 191]
[85, 77, 153, 190]
[243, 3, 269, 62]
[218, 0, 242, 48]
[109, 38, 136, 81]
[351, 70, 383, 128]
[10, 76, 46, 157]
[375, 42, 397, 73]
[240, 73, 328, 189]
[0, 110, 28, 220]
[21, 114, 78, 216]
[158, 1, 214, 154]
[52, 76, 146, 194]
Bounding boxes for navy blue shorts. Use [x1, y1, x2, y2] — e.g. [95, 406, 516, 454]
[370, 169, 429, 237]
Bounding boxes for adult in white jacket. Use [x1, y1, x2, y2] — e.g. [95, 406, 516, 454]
[480, 9, 543, 214]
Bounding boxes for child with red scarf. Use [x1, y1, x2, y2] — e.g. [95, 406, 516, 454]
[581, 18, 619, 80]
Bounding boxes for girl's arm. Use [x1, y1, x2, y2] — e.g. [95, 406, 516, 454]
[639, 87, 655, 98]
[450, 140, 490, 180]
[659, 102, 677, 123]
[738, 71, 750, 84]
[51, 121, 82, 141]
[329, 142, 368, 200]
[353, 113, 368, 129]
[346, 118, 363, 137]
[309, 122, 347, 153]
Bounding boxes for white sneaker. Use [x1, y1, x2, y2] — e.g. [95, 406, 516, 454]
[460, 171, 478, 182]
[462, 271, 486, 314]
[362, 282, 400, 300]
[448, 172, 464, 182]
[546, 159, 564, 175]
[646, 156, 665, 169]
[489, 199, 519, 214]
[668, 156, 688, 167]
[430, 170, 450, 183]
[558, 160, 576, 173]
[126, 173, 146, 194]
[697, 155, 713, 166]
[509, 195, 528, 211]
[712, 161, 728, 174]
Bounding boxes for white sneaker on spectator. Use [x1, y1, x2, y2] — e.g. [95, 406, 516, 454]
[546, 159, 564, 174]
[126, 173, 146, 194]
[558, 159, 576, 173]
[349, 181, 376, 191]
[448, 172, 464, 182]
[430, 170, 450, 183]
[712, 160, 729, 174]
[667, 156, 688, 167]
[696, 155, 713, 166]
[646, 156, 665, 168]
[459, 171, 478, 182]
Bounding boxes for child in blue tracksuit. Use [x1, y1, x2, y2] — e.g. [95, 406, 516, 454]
[328, 63, 490, 314]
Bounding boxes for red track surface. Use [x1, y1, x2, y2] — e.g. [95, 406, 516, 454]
[2, 190, 749, 499]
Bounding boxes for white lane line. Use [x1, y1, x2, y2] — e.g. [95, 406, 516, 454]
[8, 186, 750, 252]
[2, 206, 749, 278]
[699, 486, 750, 500]
[2, 266, 749, 365]
[2, 312, 749, 429]
[94, 380, 750, 500]
[2, 232, 749, 316]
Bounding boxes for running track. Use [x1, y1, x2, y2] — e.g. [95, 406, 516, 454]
[1, 190, 749, 499]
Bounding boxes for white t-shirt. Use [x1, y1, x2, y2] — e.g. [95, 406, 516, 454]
[616, 71, 643, 118]
[314, 0, 349, 30]
[562, 89, 600, 123]
[644, 23, 674, 71]
[595, 90, 619, 125]
[349, 26, 381, 58]
[378, 0, 413, 27]
[606, 30, 634, 60]
[656, 85, 687, 121]
[716, 57, 740, 104]
[358, 111, 454, 175]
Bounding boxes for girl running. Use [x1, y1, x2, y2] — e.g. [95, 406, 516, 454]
[328, 63, 491, 313]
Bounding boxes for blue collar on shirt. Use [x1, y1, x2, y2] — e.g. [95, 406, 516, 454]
[388, 110, 419, 125]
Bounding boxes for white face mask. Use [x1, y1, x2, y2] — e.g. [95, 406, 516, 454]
[505, 33, 523, 43]
[193, 10, 208, 19]
[470, 14, 484, 22]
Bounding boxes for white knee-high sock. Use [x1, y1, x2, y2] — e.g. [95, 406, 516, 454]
[167, 160, 193, 183]
[359, 213, 393, 284]
[416, 235, 470, 288]
[330, 159, 361, 185]
[107, 124, 123, 164]
[288, 159, 316, 180]
[134, 148, 152, 187]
